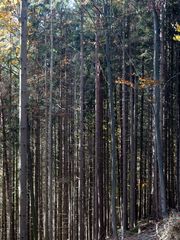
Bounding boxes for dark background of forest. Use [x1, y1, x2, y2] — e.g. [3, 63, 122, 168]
[0, 0, 180, 239]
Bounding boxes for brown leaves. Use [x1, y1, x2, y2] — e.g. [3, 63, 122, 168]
[139, 77, 159, 88]
[115, 78, 134, 88]
[115, 77, 159, 89]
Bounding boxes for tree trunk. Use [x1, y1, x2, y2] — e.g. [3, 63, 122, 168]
[129, 39, 137, 229]
[176, 30, 180, 211]
[79, 4, 85, 240]
[35, 108, 40, 240]
[139, 59, 144, 220]
[95, 11, 104, 238]
[104, 2, 118, 239]
[122, 0, 128, 234]
[19, 0, 28, 238]
[47, 1, 54, 238]
[153, 5, 167, 218]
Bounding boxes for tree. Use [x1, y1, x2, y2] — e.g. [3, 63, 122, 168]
[153, 1, 167, 218]
[121, 0, 128, 234]
[79, 2, 85, 239]
[95, 6, 104, 239]
[47, 0, 54, 238]
[19, 0, 28, 239]
[104, 1, 118, 238]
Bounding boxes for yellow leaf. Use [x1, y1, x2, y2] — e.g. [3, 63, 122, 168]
[175, 23, 180, 33]
[173, 35, 180, 42]
[0, 11, 11, 19]
[10, 59, 18, 65]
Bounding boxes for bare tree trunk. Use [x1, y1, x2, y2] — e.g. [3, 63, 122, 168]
[1, 96, 14, 239]
[62, 52, 69, 239]
[129, 36, 137, 229]
[104, 2, 118, 239]
[176, 46, 180, 209]
[27, 117, 36, 239]
[160, 4, 166, 137]
[122, 0, 128, 235]
[153, 5, 167, 218]
[35, 108, 40, 240]
[47, 1, 53, 238]
[95, 11, 104, 239]
[79, 4, 85, 240]
[44, 23, 49, 240]
[19, 0, 28, 238]
[73, 62, 78, 240]
[2, 169, 7, 240]
[139, 59, 144, 220]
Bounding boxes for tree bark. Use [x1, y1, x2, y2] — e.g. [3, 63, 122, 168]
[176, 34, 180, 211]
[19, 0, 28, 238]
[79, 4, 85, 240]
[104, 2, 118, 239]
[122, 0, 128, 234]
[47, 1, 54, 238]
[95, 11, 104, 238]
[153, 5, 167, 218]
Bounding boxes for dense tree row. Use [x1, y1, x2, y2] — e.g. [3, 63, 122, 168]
[0, 0, 180, 239]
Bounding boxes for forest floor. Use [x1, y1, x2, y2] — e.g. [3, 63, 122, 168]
[124, 212, 180, 240]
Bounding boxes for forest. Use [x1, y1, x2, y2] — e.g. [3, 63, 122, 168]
[0, 0, 180, 239]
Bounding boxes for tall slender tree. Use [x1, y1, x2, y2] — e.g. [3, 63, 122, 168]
[47, 0, 54, 238]
[153, 1, 167, 218]
[79, 2, 85, 239]
[95, 6, 104, 239]
[19, 0, 28, 239]
[104, 1, 118, 238]
[122, 0, 128, 234]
